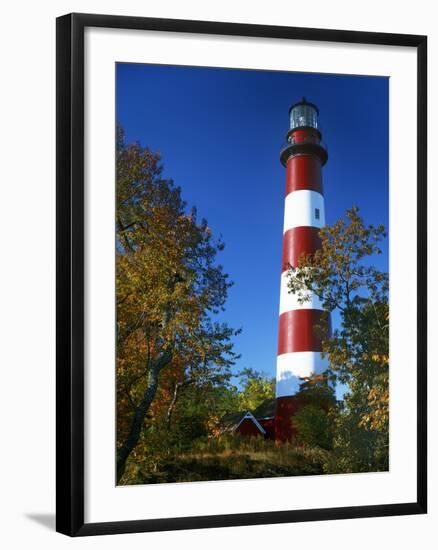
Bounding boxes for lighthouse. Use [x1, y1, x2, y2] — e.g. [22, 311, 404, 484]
[275, 98, 330, 442]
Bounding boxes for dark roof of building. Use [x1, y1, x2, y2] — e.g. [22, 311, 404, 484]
[220, 411, 248, 432]
[253, 398, 276, 419]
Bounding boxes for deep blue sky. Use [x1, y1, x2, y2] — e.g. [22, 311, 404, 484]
[116, 63, 389, 385]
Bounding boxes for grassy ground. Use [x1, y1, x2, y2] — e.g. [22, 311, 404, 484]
[125, 435, 328, 485]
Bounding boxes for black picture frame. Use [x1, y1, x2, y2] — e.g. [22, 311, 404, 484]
[56, 12, 427, 537]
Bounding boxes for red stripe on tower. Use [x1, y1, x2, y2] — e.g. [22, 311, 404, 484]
[278, 309, 329, 354]
[285, 154, 323, 195]
[275, 98, 330, 442]
[281, 227, 322, 271]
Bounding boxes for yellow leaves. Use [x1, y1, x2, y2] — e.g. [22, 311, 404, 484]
[205, 414, 221, 437]
[371, 353, 389, 365]
[358, 370, 389, 432]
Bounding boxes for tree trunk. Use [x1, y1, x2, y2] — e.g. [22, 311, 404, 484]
[116, 349, 171, 483]
[166, 382, 183, 430]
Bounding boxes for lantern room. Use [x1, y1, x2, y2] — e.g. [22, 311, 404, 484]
[289, 98, 319, 130]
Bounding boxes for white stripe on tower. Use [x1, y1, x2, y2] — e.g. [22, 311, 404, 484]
[276, 352, 329, 397]
[283, 190, 325, 232]
[278, 271, 323, 314]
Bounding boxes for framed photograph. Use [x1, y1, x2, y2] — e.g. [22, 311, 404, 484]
[56, 12, 427, 536]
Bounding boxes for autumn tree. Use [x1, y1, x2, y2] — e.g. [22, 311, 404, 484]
[116, 128, 240, 482]
[287, 207, 389, 472]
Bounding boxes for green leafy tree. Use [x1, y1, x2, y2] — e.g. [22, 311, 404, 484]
[116, 128, 240, 482]
[292, 375, 336, 450]
[287, 207, 389, 472]
[293, 405, 332, 450]
[237, 368, 275, 412]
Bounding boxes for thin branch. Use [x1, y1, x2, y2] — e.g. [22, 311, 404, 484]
[124, 386, 137, 411]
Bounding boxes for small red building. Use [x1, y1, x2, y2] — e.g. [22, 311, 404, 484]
[220, 399, 276, 440]
[235, 412, 267, 437]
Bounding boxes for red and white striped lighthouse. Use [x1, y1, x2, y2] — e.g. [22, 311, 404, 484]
[275, 98, 330, 442]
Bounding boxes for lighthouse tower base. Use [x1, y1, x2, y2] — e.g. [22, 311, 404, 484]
[275, 396, 301, 442]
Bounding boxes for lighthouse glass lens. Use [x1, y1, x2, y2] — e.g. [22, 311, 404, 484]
[290, 105, 318, 129]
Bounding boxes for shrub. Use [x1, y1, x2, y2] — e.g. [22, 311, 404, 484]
[293, 404, 333, 450]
